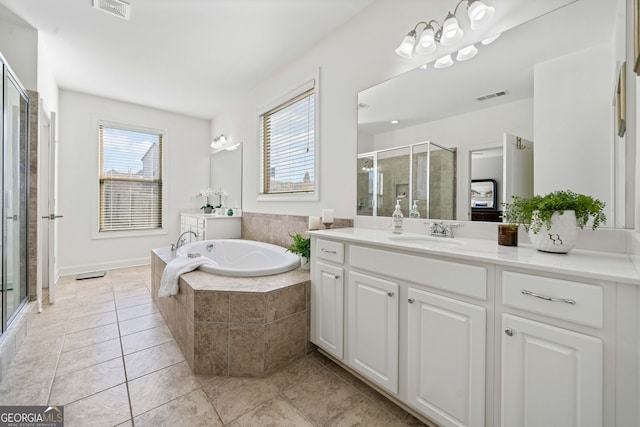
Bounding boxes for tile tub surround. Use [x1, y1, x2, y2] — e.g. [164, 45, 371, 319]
[151, 248, 312, 376]
[241, 212, 353, 248]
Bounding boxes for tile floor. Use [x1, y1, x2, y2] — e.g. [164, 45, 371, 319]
[0, 266, 426, 426]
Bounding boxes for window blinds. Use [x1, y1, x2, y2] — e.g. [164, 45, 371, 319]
[261, 87, 315, 194]
[99, 125, 162, 231]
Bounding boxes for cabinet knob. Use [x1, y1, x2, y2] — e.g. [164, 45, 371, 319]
[333, 275, 341, 279]
[408, 298, 415, 303]
[504, 328, 514, 337]
[387, 291, 394, 297]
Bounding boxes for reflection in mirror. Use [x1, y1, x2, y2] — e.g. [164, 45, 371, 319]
[210, 144, 242, 209]
[357, 0, 628, 227]
[357, 142, 456, 219]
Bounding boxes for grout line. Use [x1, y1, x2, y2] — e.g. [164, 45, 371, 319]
[112, 279, 137, 427]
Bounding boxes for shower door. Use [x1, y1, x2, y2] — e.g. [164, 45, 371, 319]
[2, 58, 29, 331]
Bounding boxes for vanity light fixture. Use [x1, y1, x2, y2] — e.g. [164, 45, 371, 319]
[434, 54, 454, 69]
[456, 44, 478, 61]
[481, 32, 501, 45]
[210, 134, 228, 149]
[395, 0, 495, 60]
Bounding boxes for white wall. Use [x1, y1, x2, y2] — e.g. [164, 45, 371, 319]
[58, 90, 211, 274]
[534, 43, 614, 222]
[0, 5, 37, 90]
[210, 0, 438, 219]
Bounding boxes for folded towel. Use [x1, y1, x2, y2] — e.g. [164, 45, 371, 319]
[159, 256, 214, 298]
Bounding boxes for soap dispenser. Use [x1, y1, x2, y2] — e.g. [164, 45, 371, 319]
[410, 200, 420, 218]
[392, 199, 404, 234]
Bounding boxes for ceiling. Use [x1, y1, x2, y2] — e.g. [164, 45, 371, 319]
[0, 0, 374, 119]
[358, 0, 619, 136]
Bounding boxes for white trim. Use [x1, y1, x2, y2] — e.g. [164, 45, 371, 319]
[58, 257, 151, 277]
[256, 69, 320, 202]
[90, 116, 169, 239]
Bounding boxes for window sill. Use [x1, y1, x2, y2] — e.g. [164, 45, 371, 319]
[92, 228, 168, 240]
[257, 192, 319, 202]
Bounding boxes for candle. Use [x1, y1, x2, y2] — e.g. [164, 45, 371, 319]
[308, 216, 321, 230]
[322, 209, 334, 223]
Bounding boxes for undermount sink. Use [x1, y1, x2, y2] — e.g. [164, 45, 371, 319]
[387, 234, 464, 246]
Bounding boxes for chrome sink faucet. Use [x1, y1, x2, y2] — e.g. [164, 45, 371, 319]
[172, 230, 198, 251]
[424, 221, 460, 238]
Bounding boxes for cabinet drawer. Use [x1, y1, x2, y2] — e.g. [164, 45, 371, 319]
[317, 239, 344, 264]
[502, 271, 603, 328]
[182, 215, 199, 227]
[350, 246, 487, 300]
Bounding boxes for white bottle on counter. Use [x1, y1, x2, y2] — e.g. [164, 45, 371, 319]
[391, 199, 404, 234]
[410, 200, 420, 218]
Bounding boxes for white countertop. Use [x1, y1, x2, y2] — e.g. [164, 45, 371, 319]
[309, 227, 640, 285]
[180, 212, 241, 219]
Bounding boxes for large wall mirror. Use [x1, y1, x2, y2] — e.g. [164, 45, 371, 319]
[357, 0, 629, 228]
[210, 144, 243, 209]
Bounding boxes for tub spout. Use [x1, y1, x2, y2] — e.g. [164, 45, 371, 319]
[173, 230, 198, 251]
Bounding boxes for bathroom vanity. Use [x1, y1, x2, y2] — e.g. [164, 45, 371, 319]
[179, 213, 241, 242]
[309, 228, 640, 427]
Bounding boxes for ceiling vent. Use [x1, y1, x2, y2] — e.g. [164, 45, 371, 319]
[475, 90, 509, 102]
[93, 0, 132, 20]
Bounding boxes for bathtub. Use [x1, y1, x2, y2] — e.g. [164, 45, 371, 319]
[176, 239, 300, 277]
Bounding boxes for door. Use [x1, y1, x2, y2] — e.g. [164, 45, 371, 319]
[501, 314, 603, 427]
[502, 134, 533, 206]
[41, 111, 60, 304]
[407, 287, 486, 427]
[311, 261, 344, 359]
[347, 271, 399, 394]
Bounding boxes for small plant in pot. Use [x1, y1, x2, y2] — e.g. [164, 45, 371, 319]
[502, 190, 606, 253]
[287, 233, 311, 269]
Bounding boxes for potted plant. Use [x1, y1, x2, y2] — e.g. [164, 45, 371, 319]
[502, 190, 606, 253]
[287, 233, 311, 269]
[196, 188, 215, 213]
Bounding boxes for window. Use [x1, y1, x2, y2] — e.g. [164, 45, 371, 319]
[99, 124, 163, 232]
[260, 80, 316, 196]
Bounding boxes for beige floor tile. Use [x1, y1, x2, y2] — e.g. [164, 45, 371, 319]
[114, 293, 154, 309]
[66, 311, 118, 334]
[56, 338, 122, 377]
[200, 375, 281, 424]
[0, 379, 52, 405]
[116, 302, 158, 322]
[62, 323, 120, 353]
[70, 300, 116, 319]
[134, 389, 221, 427]
[283, 368, 365, 425]
[120, 325, 174, 355]
[118, 312, 165, 336]
[63, 384, 131, 427]
[114, 287, 150, 301]
[227, 397, 313, 427]
[365, 390, 427, 426]
[49, 358, 126, 405]
[124, 341, 185, 380]
[329, 398, 417, 427]
[128, 361, 201, 416]
[114, 421, 133, 427]
[268, 352, 325, 389]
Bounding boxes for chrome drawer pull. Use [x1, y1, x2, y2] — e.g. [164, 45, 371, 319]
[521, 289, 576, 305]
[321, 249, 337, 254]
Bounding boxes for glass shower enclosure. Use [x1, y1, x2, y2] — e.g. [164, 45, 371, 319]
[357, 141, 456, 219]
[1, 53, 30, 333]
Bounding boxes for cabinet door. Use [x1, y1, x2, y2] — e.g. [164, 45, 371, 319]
[312, 262, 344, 359]
[347, 271, 399, 394]
[407, 287, 486, 427]
[501, 314, 602, 427]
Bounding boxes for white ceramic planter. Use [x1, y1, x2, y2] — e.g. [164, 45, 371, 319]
[528, 210, 578, 253]
[300, 255, 310, 270]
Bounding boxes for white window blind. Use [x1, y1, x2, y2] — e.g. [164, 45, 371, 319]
[261, 85, 315, 194]
[99, 125, 162, 232]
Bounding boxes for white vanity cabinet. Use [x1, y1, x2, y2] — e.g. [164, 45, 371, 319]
[179, 213, 241, 241]
[407, 287, 486, 427]
[311, 239, 346, 360]
[347, 271, 399, 394]
[499, 270, 604, 427]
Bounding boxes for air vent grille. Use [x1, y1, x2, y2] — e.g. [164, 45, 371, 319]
[93, 0, 131, 20]
[476, 90, 509, 102]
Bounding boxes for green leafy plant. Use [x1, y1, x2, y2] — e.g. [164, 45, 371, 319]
[287, 233, 311, 263]
[502, 190, 606, 234]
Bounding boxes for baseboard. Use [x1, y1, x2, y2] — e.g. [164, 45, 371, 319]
[58, 257, 151, 277]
